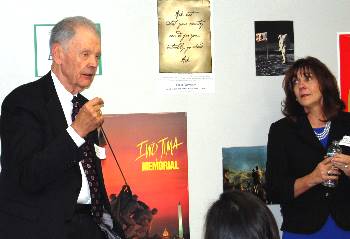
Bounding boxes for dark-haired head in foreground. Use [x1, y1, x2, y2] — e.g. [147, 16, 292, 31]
[204, 190, 280, 239]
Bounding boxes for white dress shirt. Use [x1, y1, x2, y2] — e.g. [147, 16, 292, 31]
[51, 72, 91, 204]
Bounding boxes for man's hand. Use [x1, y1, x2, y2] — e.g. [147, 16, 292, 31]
[71, 97, 104, 138]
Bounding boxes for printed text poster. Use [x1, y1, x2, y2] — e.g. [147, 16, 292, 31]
[158, 0, 212, 73]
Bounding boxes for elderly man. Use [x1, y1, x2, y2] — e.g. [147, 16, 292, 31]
[0, 16, 123, 239]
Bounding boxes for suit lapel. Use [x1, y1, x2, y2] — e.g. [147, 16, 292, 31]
[295, 115, 325, 154]
[41, 72, 68, 137]
[328, 113, 347, 146]
[295, 113, 348, 155]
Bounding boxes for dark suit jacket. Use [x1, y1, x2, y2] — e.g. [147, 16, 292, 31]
[0, 72, 110, 239]
[266, 112, 350, 233]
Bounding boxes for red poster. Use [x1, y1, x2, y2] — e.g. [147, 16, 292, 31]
[101, 113, 189, 239]
[339, 33, 350, 112]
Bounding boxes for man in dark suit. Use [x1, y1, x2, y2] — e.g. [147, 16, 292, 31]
[0, 16, 121, 239]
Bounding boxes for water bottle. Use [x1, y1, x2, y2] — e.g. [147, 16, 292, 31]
[322, 140, 342, 188]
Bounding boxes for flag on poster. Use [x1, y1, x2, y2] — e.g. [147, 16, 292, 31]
[101, 113, 189, 239]
[338, 33, 350, 112]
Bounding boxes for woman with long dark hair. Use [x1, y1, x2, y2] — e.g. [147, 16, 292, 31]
[266, 56, 350, 238]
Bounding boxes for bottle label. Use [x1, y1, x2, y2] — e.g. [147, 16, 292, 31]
[340, 136, 350, 147]
[94, 144, 106, 159]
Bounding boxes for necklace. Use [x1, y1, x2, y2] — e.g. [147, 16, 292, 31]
[314, 121, 331, 140]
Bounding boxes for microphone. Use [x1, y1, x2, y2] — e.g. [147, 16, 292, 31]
[99, 126, 128, 186]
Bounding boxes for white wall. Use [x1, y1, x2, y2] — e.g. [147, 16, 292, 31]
[1, 0, 349, 238]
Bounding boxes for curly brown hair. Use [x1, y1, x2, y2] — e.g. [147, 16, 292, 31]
[282, 56, 344, 121]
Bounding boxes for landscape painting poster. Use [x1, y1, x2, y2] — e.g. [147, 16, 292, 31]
[338, 33, 350, 112]
[222, 146, 269, 203]
[101, 113, 189, 239]
[255, 21, 294, 76]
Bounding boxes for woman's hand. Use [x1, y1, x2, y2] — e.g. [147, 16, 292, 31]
[294, 157, 340, 198]
[331, 153, 350, 177]
[309, 157, 340, 185]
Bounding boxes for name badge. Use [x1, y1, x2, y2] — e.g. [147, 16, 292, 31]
[94, 144, 106, 159]
[339, 136, 350, 147]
